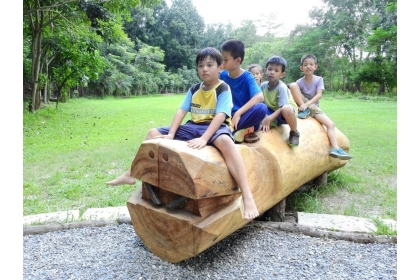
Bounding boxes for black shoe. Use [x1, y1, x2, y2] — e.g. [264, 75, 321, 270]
[166, 195, 189, 210]
[288, 130, 300, 147]
[143, 182, 162, 205]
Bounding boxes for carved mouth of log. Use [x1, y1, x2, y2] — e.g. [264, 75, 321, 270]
[141, 180, 241, 218]
[143, 181, 190, 210]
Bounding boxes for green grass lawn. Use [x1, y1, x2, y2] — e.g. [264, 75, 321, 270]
[23, 93, 397, 221]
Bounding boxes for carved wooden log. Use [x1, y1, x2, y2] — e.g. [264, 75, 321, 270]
[127, 117, 350, 263]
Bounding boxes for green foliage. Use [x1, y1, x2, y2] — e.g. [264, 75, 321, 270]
[286, 96, 396, 221]
[23, 95, 397, 222]
[24, 0, 398, 110]
[371, 217, 397, 236]
[59, 91, 69, 103]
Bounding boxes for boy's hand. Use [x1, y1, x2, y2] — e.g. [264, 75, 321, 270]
[298, 104, 309, 112]
[260, 117, 271, 133]
[154, 134, 175, 140]
[232, 114, 241, 130]
[187, 137, 207, 149]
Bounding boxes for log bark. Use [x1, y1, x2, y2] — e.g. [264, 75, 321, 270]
[23, 217, 133, 236]
[252, 221, 397, 244]
[127, 118, 351, 263]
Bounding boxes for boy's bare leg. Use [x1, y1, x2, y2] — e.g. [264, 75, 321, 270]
[213, 136, 259, 220]
[106, 128, 163, 186]
[106, 168, 136, 186]
[289, 83, 305, 109]
[314, 114, 339, 148]
[281, 106, 297, 131]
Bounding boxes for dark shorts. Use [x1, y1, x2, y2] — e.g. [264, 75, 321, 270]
[266, 107, 295, 125]
[157, 120, 234, 144]
[233, 103, 267, 132]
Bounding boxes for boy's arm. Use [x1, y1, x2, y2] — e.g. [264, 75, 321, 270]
[200, 113, 226, 143]
[186, 112, 226, 149]
[232, 92, 264, 128]
[261, 86, 287, 132]
[303, 89, 323, 107]
[156, 108, 187, 139]
[236, 92, 264, 116]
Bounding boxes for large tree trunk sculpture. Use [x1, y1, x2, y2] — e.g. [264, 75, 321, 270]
[127, 117, 350, 263]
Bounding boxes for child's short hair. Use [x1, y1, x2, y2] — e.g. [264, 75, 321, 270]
[300, 54, 317, 65]
[196, 47, 223, 66]
[220, 39, 245, 64]
[247, 64, 262, 73]
[265, 56, 287, 72]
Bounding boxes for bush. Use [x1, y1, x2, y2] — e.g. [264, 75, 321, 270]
[59, 91, 69, 103]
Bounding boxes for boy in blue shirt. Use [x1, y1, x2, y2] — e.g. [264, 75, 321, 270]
[106, 47, 259, 220]
[219, 39, 267, 143]
[260, 56, 300, 146]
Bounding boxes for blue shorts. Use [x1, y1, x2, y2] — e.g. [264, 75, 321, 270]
[233, 103, 267, 132]
[157, 120, 234, 144]
[266, 107, 294, 125]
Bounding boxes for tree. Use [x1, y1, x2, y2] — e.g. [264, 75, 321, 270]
[318, 0, 375, 91]
[361, 0, 397, 93]
[231, 20, 259, 47]
[199, 23, 235, 50]
[23, 0, 159, 112]
[125, 0, 205, 72]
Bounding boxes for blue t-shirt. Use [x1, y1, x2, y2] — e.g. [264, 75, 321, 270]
[219, 70, 262, 114]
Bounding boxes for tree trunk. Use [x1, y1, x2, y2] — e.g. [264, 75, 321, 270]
[378, 83, 385, 95]
[127, 118, 351, 263]
[30, 29, 42, 113]
[42, 56, 48, 104]
[254, 221, 397, 244]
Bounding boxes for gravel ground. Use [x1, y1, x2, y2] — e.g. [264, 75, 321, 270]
[23, 224, 397, 280]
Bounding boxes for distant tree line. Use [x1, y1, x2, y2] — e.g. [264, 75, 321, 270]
[23, 0, 397, 112]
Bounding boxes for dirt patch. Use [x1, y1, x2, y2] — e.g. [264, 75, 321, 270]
[318, 175, 397, 219]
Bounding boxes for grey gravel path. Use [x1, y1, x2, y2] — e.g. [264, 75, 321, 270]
[23, 224, 397, 280]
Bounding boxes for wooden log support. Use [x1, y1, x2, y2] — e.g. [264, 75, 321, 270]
[127, 117, 351, 263]
[264, 170, 330, 222]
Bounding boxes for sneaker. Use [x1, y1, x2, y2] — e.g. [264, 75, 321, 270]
[329, 148, 352, 160]
[288, 130, 300, 147]
[298, 108, 310, 119]
[270, 120, 278, 127]
[234, 127, 254, 143]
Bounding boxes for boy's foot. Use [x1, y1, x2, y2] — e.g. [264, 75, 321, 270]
[106, 174, 136, 186]
[234, 127, 254, 143]
[243, 196, 259, 220]
[298, 108, 310, 119]
[288, 130, 300, 147]
[329, 148, 352, 160]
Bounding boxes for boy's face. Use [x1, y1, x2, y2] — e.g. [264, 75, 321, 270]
[249, 68, 263, 84]
[300, 58, 317, 75]
[197, 56, 223, 84]
[265, 63, 285, 82]
[221, 51, 241, 71]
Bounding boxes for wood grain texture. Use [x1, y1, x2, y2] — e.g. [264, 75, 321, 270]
[127, 118, 351, 263]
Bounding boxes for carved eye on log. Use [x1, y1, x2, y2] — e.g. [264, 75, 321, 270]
[162, 153, 168, 162]
[148, 150, 154, 159]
